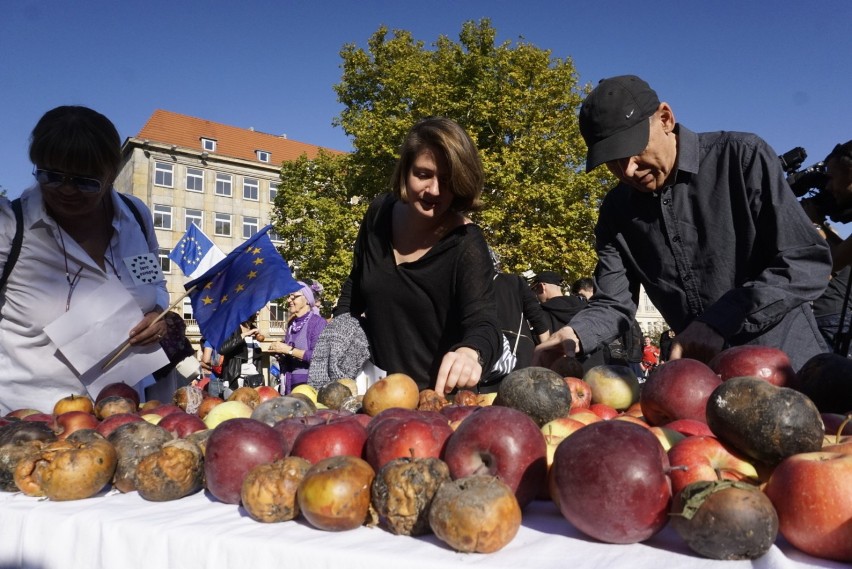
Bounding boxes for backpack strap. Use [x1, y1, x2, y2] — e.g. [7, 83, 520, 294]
[0, 198, 24, 292]
[0, 194, 149, 292]
[118, 193, 149, 242]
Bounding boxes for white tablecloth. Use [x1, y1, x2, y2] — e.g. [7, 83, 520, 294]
[0, 489, 841, 569]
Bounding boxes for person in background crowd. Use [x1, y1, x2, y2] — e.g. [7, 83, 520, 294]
[803, 141, 852, 355]
[489, 249, 551, 383]
[269, 281, 327, 394]
[641, 336, 661, 377]
[570, 277, 595, 301]
[531, 273, 605, 372]
[219, 316, 264, 397]
[0, 105, 168, 414]
[146, 310, 198, 401]
[334, 117, 501, 394]
[535, 75, 831, 371]
[658, 328, 675, 364]
[198, 336, 222, 395]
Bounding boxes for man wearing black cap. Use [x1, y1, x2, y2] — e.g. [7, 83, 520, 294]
[534, 75, 831, 369]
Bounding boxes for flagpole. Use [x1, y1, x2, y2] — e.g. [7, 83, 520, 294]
[101, 285, 199, 371]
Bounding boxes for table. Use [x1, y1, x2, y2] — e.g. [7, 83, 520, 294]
[0, 489, 842, 569]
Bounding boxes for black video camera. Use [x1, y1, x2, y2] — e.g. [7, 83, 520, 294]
[778, 147, 848, 222]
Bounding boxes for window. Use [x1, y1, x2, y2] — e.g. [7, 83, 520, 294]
[158, 248, 172, 273]
[268, 227, 282, 242]
[269, 180, 279, 202]
[243, 177, 259, 201]
[185, 208, 203, 231]
[154, 162, 173, 188]
[186, 167, 204, 192]
[268, 301, 286, 322]
[256, 150, 270, 163]
[201, 138, 216, 152]
[182, 298, 193, 320]
[243, 216, 259, 238]
[215, 173, 232, 197]
[214, 213, 232, 236]
[153, 205, 173, 229]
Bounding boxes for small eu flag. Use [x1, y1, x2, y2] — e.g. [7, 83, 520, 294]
[185, 226, 300, 349]
[169, 223, 226, 280]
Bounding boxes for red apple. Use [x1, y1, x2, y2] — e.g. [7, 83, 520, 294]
[95, 382, 141, 409]
[364, 412, 453, 471]
[541, 416, 586, 468]
[254, 385, 280, 403]
[662, 418, 716, 438]
[5, 408, 43, 419]
[438, 405, 480, 426]
[667, 435, 759, 496]
[297, 455, 376, 531]
[272, 415, 324, 455]
[550, 420, 671, 544]
[147, 404, 184, 418]
[158, 411, 207, 438]
[709, 345, 795, 387]
[290, 416, 368, 464]
[612, 414, 652, 430]
[53, 394, 95, 416]
[21, 413, 53, 424]
[95, 413, 144, 438]
[640, 358, 721, 426]
[588, 403, 619, 420]
[564, 377, 592, 410]
[204, 418, 286, 504]
[764, 451, 852, 561]
[53, 410, 100, 439]
[442, 405, 547, 508]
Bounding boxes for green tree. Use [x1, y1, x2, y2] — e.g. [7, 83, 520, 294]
[271, 20, 614, 309]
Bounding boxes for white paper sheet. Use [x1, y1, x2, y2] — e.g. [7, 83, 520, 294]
[43, 279, 169, 393]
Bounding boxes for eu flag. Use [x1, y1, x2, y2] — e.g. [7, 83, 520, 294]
[169, 222, 226, 280]
[185, 226, 300, 350]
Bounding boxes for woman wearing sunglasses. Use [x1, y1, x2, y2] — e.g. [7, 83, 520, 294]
[0, 106, 169, 414]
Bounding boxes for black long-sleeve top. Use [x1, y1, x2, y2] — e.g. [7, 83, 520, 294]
[335, 194, 501, 390]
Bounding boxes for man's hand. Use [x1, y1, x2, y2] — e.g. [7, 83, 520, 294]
[668, 321, 725, 364]
[532, 326, 580, 368]
[434, 347, 482, 395]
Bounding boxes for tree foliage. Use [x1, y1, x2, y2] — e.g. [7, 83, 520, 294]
[271, 19, 615, 309]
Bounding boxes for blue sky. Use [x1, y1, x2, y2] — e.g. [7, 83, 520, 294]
[1, 0, 849, 209]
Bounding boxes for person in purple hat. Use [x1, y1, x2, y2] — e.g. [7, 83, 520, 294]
[269, 280, 328, 393]
[535, 75, 831, 370]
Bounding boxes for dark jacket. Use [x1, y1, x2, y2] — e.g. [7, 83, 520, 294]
[219, 330, 263, 390]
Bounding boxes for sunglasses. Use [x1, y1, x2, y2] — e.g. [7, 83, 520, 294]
[33, 168, 103, 193]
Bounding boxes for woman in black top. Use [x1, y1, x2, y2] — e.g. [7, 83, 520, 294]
[335, 117, 501, 394]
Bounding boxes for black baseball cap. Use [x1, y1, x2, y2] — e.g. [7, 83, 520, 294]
[532, 271, 564, 286]
[579, 75, 661, 172]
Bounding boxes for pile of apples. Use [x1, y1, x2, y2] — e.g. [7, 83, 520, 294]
[0, 346, 850, 561]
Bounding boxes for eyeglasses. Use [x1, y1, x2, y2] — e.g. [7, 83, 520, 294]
[287, 294, 304, 302]
[33, 168, 103, 193]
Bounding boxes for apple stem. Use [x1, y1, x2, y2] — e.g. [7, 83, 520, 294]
[836, 413, 852, 443]
[666, 465, 689, 474]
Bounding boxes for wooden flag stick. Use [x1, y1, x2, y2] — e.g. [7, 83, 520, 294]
[101, 285, 199, 371]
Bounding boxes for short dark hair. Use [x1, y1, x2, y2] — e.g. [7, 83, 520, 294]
[571, 277, 595, 296]
[392, 117, 484, 213]
[29, 105, 121, 182]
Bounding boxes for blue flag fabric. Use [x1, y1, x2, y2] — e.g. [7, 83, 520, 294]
[184, 226, 300, 350]
[169, 222, 227, 280]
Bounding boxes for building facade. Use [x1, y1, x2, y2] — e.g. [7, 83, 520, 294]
[116, 109, 343, 346]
